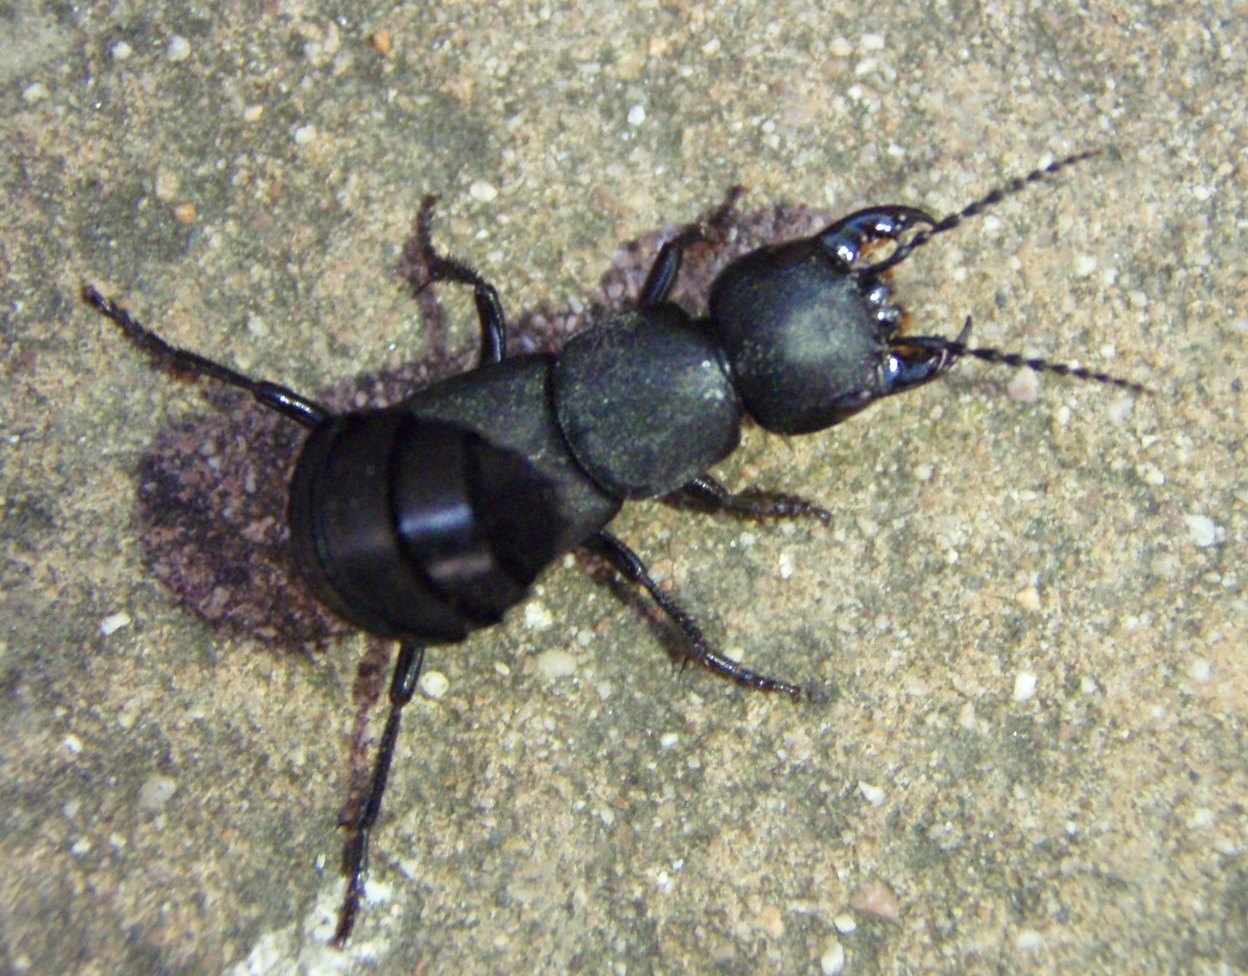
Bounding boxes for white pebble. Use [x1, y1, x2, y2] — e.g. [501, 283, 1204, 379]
[22, 82, 49, 103]
[627, 103, 646, 126]
[63, 734, 83, 755]
[1015, 585, 1041, 612]
[1007, 367, 1039, 402]
[1016, 929, 1045, 950]
[1013, 671, 1037, 701]
[778, 551, 794, 579]
[419, 670, 449, 700]
[293, 124, 316, 145]
[524, 601, 554, 630]
[659, 732, 679, 749]
[858, 781, 886, 806]
[1073, 254, 1098, 277]
[111, 40, 133, 61]
[138, 774, 177, 810]
[820, 938, 846, 974]
[99, 612, 132, 636]
[533, 648, 577, 681]
[1184, 514, 1217, 548]
[469, 179, 498, 202]
[833, 913, 857, 934]
[167, 35, 191, 62]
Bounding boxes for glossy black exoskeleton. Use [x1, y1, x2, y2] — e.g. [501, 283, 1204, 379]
[82, 150, 1147, 945]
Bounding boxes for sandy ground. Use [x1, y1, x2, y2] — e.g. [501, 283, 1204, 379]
[1, 2, 1244, 974]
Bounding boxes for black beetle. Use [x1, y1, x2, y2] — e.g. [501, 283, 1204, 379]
[82, 150, 1147, 944]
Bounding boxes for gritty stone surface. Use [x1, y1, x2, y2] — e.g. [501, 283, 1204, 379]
[1, 2, 1244, 975]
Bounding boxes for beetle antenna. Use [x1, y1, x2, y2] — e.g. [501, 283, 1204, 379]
[80, 284, 329, 428]
[866, 150, 1102, 275]
[896, 315, 1151, 395]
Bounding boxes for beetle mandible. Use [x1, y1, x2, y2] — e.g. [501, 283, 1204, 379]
[82, 150, 1147, 944]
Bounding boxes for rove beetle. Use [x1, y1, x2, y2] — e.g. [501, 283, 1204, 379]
[82, 150, 1147, 944]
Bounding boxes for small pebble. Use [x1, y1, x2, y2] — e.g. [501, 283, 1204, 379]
[1184, 514, 1217, 548]
[138, 774, 177, 810]
[627, 103, 646, 126]
[858, 781, 886, 806]
[111, 40, 133, 61]
[821, 938, 846, 975]
[849, 880, 899, 920]
[172, 202, 197, 225]
[1073, 254, 1098, 277]
[469, 179, 498, 202]
[1016, 929, 1045, 951]
[1015, 585, 1042, 612]
[532, 648, 577, 681]
[99, 612, 131, 636]
[167, 35, 191, 62]
[1007, 367, 1039, 402]
[1013, 671, 1038, 701]
[832, 913, 857, 934]
[370, 29, 393, 55]
[418, 670, 449, 700]
[524, 601, 553, 630]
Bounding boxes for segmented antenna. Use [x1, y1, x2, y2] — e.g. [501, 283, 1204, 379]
[896, 315, 1151, 395]
[865, 150, 1102, 275]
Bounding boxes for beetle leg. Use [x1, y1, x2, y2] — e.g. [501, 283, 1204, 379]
[675, 474, 831, 524]
[81, 285, 329, 428]
[815, 206, 936, 269]
[405, 195, 508, 366]
[592, 530, 802, 701]
[638, 186, 747, 308]
[333, 639, 427, 946]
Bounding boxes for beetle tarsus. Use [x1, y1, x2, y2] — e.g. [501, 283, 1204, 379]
[405, 195, 508, 366]
[678, 474, 832, 525]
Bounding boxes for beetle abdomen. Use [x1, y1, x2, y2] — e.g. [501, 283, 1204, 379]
[288, 414, 564, 643]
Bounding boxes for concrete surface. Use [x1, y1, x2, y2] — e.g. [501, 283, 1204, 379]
[0, 1, 1243, 974]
